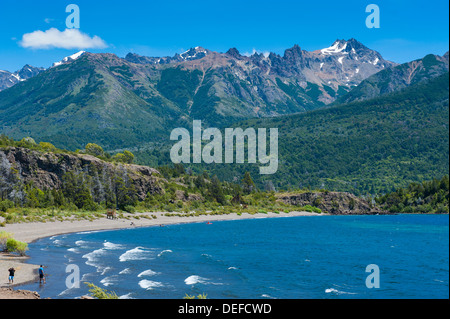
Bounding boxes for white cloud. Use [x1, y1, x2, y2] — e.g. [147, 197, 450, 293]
[19, 28, 108, 50]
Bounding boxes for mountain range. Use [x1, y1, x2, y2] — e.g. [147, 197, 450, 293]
[0, 38, 448, 194]
[0, 64, 45, 91]
[0, 39, 402, 149]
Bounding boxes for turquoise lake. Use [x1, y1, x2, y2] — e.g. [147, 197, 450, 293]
[19, 214, 449, 299]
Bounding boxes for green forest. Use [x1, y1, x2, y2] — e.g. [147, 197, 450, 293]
[134, 72, 449, 196]
[376, 176, 449, 214]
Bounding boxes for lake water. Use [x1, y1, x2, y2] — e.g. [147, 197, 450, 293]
[19, 214, 449, 299]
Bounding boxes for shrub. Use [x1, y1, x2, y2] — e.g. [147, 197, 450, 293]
[302, 205, 322, 214]
[124, 205, 136, 213]
[85, 282, 118, 299]
[15, 241, 28, 256]
[0, 200, 14, 212]
[0, 231, 13, 251]
[6, 238, 28, 256]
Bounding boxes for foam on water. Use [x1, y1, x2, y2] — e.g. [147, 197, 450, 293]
[325, 287, 357, 295]
[103, 241, 125, 250]
[67, 247, 80, 253]
[119, 247, 153, 262]
[138, 280, 164, 290]
[138, 269, 160, 277]
[101, 275, 119, 287]
[184, 275, 209, 285]
[157, 249, 173, 257]
[82, 248, 108, 270]
[184, 275, 223, 286]
[119, 268, 132, 275]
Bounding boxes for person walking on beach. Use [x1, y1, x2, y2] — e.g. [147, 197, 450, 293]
[8, 267, 15, 284]
[38, 265, 45, 284]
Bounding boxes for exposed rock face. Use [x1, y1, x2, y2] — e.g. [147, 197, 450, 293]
[1, 147, 163, 200]
[276, 191, 387, 215]
[0, 65, 45, 91]
[0, 287, 41, 299]
[337, 52, 449, 104]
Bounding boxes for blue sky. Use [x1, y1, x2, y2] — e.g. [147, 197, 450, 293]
[0, 0, 448, 71]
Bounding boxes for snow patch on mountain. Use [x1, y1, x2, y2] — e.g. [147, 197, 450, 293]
[52, 51, 86, 67]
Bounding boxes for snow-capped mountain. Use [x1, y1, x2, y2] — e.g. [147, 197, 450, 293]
[124, 38, 396, 104]
[0, 65, 45, 91]
[0, 51, 86, 91]
[125, 47, 209, 65]
[52, 51, 86, 67]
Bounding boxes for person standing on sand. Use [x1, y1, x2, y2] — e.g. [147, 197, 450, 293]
[38, 265, 45, 284]
[8, 267, 15, 284]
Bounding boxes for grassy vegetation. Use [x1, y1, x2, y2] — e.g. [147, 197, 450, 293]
[0, 231, 28, 255]
[0, 135, 135, 164]
[85, 282, 119, 299]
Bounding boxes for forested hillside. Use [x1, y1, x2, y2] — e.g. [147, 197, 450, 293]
[137, 73, 449, 195]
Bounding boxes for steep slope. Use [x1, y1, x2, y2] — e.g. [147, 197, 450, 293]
[128, 39, 395, 113]
[189, 73, 449, 195]
[0, 65, 45, 91]
[0, 39, 396, 150]
[0, 52, 184, 150]
[337, 52, 449, 103]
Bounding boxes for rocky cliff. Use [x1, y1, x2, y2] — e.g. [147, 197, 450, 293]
[276, 191, 387, 215]
[0, 147, 163, 201]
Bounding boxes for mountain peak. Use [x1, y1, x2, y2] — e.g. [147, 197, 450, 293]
[320, 38, 369, 55]
[52, 51, 86, 68]
[226, 47, 241, 58]
[179, 47, 208, 61]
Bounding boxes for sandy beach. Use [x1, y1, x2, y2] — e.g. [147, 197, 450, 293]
[0, 210, 321, 297]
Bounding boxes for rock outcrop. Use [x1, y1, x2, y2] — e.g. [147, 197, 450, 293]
[276, 191, 387, 215]
[1, 147, 163, 200]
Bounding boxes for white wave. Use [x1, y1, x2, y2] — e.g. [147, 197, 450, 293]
[81, 273, 95, 281]
[138, 279, 164, 290]
[58, 287, 74, 296]
[185, 275, 208, 285]
[75, 240, 89, 246]
[67, 247, 80, 253]
[100, 266, 113, 276]
[119, 293, 134, 299]
[119, 247, 152, 262]
[138, 269, 160, 277]
[83, 248, 106, 261]
[100, 275, 118, 287]
[103, 241, 125, 250]
[184, 275, 222, 286]
[261, 294, 276, 299]
[157, 249, 173, 257]
[119, 268, 132, 275]
[227, 267, 238, 270]
[82, 248, 107, 269]
[325, 288, 357, 295]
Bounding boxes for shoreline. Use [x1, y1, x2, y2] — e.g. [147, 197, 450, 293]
[2, 210, 324, 244]
[0, 210, 322, 292]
